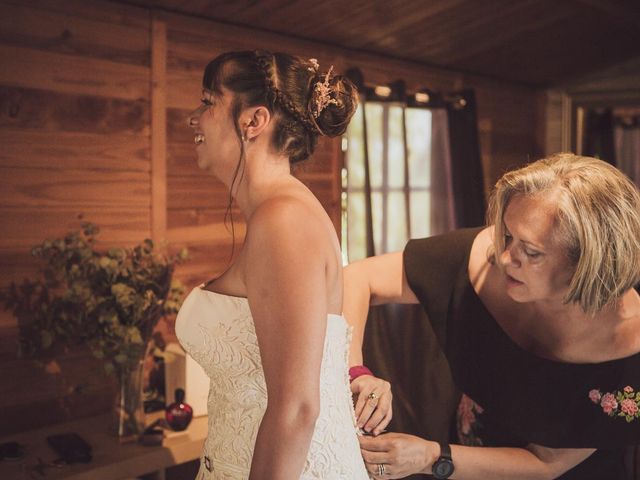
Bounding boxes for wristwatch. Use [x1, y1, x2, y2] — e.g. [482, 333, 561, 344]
[432, 442, 454, 479]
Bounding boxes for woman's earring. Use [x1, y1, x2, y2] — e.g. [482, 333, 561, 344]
[188, 117, 197, 127]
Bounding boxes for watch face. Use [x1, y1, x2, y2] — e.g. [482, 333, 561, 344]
[433, 458, 454, 478]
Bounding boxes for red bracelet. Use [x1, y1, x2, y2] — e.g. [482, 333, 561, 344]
[349, 365, 373, 383]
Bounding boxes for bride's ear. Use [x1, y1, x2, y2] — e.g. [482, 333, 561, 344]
[241, 106, 271, 141]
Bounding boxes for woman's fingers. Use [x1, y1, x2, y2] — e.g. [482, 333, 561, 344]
[364, 392, 393, 434]
[351, 375, 392, 431]
[357, 391, 380, 428]
[361, 447, 398, 479]
[364, 462, 397, 479]
[360, 433, 429, 479]
[352, 376, 373, 418]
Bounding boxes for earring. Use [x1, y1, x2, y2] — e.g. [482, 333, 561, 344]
[188, 117, 197, 127]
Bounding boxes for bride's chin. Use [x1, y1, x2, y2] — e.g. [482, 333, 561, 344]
[196, 155, 211, 171]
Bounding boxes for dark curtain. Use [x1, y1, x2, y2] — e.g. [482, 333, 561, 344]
[614, 115, 640, 188]
[583, 108, 616, 165]
[358, 91, 483, 480]
[447, 89, 486, 228]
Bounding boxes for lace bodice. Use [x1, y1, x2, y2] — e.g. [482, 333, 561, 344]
[175, 285, 369, 479]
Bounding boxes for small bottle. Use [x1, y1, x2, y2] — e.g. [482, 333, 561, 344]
[165, 388, 193, 431]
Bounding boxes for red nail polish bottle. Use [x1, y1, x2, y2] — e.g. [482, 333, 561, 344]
[165, 388, 193, 431]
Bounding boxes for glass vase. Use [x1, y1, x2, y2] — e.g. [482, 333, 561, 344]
[111, 359, 145, 442]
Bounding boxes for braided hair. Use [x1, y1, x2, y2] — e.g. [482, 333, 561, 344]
[202, 50, 358, 164]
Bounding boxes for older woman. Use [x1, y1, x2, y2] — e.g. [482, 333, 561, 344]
[344, 154, 640, 479]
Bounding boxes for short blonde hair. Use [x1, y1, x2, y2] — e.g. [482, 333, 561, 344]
[488, 153, 640, 314]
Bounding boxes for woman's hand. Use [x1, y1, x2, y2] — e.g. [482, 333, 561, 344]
[359, 433, 434, 479]
[351, 375, 392, 435]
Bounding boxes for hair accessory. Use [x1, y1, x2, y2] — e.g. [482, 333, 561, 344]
[311, 65, 340, 118]
[307, 58, 320, 73]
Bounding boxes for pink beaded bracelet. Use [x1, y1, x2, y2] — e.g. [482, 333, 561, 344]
[349, 365, 373, 383]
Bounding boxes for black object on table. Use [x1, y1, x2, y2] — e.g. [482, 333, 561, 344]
[46, 432, 92, 464]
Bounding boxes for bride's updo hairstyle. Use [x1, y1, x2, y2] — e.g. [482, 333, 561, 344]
[202, 50, 358, 164]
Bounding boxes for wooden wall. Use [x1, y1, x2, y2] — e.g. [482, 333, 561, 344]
[0, 0, 539, 435]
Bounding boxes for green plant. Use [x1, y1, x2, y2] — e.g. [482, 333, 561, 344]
[1, 222, 187, 375]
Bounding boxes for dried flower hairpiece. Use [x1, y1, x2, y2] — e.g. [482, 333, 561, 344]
[311, 64, 341, 118]
[307, 58, 320, 73]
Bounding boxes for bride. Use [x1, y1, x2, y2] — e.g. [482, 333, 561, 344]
[175, 50, 386, 479]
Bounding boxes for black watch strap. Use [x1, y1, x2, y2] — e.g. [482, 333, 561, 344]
[432, 442, 454, 479]
[439, 442, 452, 459]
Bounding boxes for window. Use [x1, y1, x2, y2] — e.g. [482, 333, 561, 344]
[342, 102, 433, 263]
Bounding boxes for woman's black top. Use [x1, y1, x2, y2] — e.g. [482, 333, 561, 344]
[403, 227, 640, 479]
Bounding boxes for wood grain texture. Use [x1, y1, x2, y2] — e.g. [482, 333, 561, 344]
[0, 45, 150, 100]
[0, 86, 149, 134]
[0, 1, 150, 66]
[0, 128, 150, 171]
[0, 0, 155, 436]
[0, 167, 150, 207]
[0, 207, 150, 250]
[0, 0, 545, 436]
[151, 14, 168, 244]
[129, 0, 640, 87]
[3, 0, 150, 29]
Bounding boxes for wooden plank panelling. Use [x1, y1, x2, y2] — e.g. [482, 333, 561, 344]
[151, 12, 168, 244]
[0, 168, 150, 207]
[0, 0, 542, 437]
[0, 86, 149, 135]
[0, 45, 150, 100]
[2, 0, 150, 29]
[0, 129, 150, 171]
[132, 0, 640, 86]
[0, 207, 150, 250]
[0, 1, 150, 66]
[0, 0, 153, 435]
[167, 174, 228, 209]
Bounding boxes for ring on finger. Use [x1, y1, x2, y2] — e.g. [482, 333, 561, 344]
[377, 463, 386, 476]
[368, 392, 378, 405]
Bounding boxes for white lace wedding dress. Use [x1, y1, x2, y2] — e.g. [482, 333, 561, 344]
[175, 285, 370, 479]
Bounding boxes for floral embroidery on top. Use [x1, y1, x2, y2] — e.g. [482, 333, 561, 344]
[457, 394, 485, 446]
[589, 386, 640, 423]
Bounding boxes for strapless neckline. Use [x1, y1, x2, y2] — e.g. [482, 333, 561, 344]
[197, 285, 348, 324]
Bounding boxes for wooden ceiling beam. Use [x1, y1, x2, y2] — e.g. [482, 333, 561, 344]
[570, 0, 640, 28]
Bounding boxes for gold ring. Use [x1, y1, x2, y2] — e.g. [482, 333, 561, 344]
[368, 392, 378, 401]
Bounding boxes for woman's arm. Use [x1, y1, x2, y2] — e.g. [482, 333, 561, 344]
[359, 433, 595, 479]
[244, 200, 330, 479]
[343, 251, 419, 366]
[343, 252, 419, 434]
